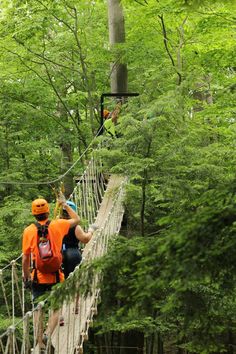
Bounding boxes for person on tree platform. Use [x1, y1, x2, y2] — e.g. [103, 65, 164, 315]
[103, 102, 122, 137]
[22, 195, 79, 354]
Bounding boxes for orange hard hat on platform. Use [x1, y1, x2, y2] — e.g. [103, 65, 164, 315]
[103, 109, 110, 119]
[32, 198, 50, 215]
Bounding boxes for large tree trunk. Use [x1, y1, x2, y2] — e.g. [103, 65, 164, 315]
[107, 0, 128, 93]
[56, 98, 74, 197]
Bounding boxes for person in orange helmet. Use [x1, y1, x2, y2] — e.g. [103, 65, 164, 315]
[22, 195, 79, 353]
[103, 103, 122, 137]
[103, 109, 111, 119]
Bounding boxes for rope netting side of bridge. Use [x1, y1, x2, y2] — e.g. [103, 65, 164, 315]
[0, 147, 127, 354]
[53, 175, 126, 354]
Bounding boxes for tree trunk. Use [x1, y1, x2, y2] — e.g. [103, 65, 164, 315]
[227, 330, 234, 354]
[56, 99, 74, 197]
[141, 169, 147, 237]
[107, 0, 128, 93]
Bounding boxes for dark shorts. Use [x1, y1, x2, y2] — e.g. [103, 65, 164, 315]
[32, 283, 54, 304]
[62, 247, 82, 279]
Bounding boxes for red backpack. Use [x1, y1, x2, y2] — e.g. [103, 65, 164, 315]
[34, 221, 62, 274]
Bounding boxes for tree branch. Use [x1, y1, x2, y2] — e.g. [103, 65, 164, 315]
[158, 14, 182, 85]
[43, 63, 80, 131]
[12, 36, 75, 72]
[0, 92, 75, 133]
[134, 0, 148, 6]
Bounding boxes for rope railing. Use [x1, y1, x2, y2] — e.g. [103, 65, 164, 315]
[0, 145, 126, 353]
[75, 176, 126, 353]
[69, 154, 107, 226]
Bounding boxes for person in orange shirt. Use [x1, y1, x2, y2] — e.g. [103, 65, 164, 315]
[22, 195, 79, 353]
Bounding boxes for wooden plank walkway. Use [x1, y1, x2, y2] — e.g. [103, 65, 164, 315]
[34, 175, 124, 354]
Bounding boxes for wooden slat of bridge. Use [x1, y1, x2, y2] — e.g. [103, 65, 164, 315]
[49, 175, 124, 354]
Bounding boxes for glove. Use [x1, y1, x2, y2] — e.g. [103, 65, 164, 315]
[57, 192, 66, 207]
[88, 224, 98, 233]
[24, 279, 32, 290]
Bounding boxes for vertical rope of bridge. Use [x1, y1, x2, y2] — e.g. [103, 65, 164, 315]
[74, 187, 80, 218]
[22, 273, 26, 354]
[70, 299, 76, 351]
[4, 331, 11, 353]
[10, 328, 14, 354]
[87, 160, 93, 224]
[66, 302, 72, 353]
[95, 162, 103, 206]
[91, 157, 97, 213]
[82, 174, 87, 222]
[0, 269, 11, 318]
[85, 161, 91, 224]
[12, 263, 23, 315]
[89, 158, 96, 222]
[83, 166, 89, 225]
[11, 261, 16, 354]
[55, 309, 60, 353]
[77, 184, 83, 220]
[0, 337, 4, 353]
[22, 311, 32, 354]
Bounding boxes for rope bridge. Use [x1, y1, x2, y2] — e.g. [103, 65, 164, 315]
[0, 149, 126, 354]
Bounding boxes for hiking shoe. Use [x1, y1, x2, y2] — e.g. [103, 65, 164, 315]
[42, 334, 55, 354]
[74, 307, 79, 315]
[59, 316, 65, 326]
[42, 333, 48, 347]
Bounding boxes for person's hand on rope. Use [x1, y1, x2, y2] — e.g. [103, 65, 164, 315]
[57, 192, 67, 207]
[88, 224, 98, 233]
[23, 278, 32, 290]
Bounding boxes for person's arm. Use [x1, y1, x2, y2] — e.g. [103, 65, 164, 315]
[22, 254, 31, 281]
[75, 224, 98, 244]
[57, 193, 80, 228]
[75, 225, 92, 244]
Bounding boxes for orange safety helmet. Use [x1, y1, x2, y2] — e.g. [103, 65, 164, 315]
[103, 109, 110, 119]
[32, 198, 50, 215]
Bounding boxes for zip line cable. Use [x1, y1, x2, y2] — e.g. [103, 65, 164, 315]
[0, 125, 104, 186]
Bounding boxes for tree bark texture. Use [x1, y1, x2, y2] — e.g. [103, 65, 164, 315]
[107, 0, 128, 93]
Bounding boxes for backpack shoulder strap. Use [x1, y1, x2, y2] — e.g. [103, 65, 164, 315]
[34, 220, 51, 227]
[34, 220, 51, 238]
[34, 221, 41, 228]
